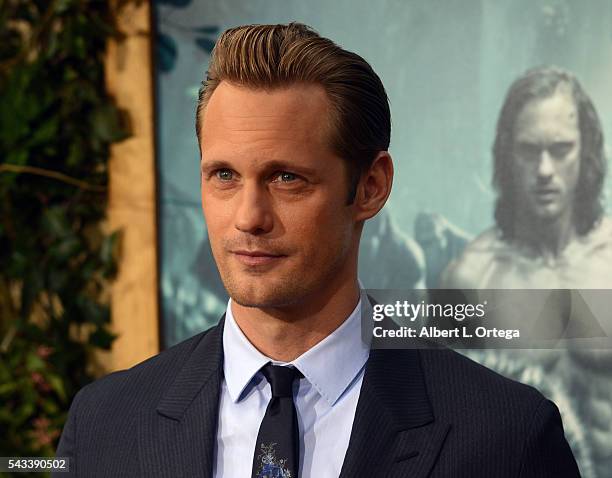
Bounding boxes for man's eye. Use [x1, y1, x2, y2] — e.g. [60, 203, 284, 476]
[215, 169, 233, 180]
[548, 143, 574, 158]
[273, 172, 298, 182]
[516, 143, 541, 161]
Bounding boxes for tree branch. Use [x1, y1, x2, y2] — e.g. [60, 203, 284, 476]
[0, 164, 107, 192]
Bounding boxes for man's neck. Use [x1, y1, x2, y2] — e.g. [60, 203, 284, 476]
[515, 212, 576, 258]
[231, 278, 361, 362]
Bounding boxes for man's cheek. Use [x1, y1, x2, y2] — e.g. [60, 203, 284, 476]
[284, 214, 320, 237]
[567, 163, 581, 189]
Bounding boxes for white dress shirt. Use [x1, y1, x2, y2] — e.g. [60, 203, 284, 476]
[213, 289, 371, 477]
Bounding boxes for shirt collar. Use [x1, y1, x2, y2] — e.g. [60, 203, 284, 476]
[222, 303, 271, 403]
[222, 287, 371, 407]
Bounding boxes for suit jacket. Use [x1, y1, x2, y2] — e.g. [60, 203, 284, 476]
[54, 316, 580, 477]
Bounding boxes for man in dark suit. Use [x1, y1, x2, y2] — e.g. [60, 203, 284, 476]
[55, 23, 580, 477]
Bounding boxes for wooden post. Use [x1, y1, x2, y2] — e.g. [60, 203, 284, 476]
[103, 0, 159, 372]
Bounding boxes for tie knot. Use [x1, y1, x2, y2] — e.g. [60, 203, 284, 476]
[261, 363, 302, 398]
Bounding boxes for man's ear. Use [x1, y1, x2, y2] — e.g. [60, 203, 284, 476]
[353, 151, 394, 221]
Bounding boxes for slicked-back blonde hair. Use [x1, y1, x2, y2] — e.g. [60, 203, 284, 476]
[195, 22, 391, 201]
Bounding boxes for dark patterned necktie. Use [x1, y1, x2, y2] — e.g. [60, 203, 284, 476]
[251, 363, 302, 478]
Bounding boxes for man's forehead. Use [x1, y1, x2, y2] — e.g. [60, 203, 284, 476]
[203, 81, 330, 122]
[200, 81, 335, 157]
[514, 89, 579, 140]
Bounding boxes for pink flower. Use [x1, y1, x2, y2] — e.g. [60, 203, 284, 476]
[30, 416, 60, 448]
[31, 372, 44, 385]
[33, 416, 51, 428]
[31, 372, 52, 393]
[36, 345, 54, 359]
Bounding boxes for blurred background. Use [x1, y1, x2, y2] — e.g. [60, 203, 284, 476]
[0, 0, 157, 474]
[1, 0, 611, 476]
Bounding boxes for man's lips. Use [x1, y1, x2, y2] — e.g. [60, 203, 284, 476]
[533, 188, 560, 202]
[230, 249, 287, 266]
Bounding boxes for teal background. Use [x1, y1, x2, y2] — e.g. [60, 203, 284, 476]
[155, 0, 612, 340]
[153, 2, 612, 476]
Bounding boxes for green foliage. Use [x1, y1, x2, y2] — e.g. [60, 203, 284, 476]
[0, 0, 139, 461]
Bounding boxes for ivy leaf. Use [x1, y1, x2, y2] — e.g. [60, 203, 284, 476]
[100, 230, 121, 277]
[88, 327, 116, 350]
[90, 104, 129, 143]
[14, 401, 35, 426]
[21, 269, 44, 319]
[41, 398, 60, 415]
[0, 381, 18, 395]
[66, 140, 85, 167]
[157, 32, 177, 73]
[42, 207, 71, 238]
[47, 268, 67, 294]
[47, 374, 67, 402]
[5, 149, 28, 166]
[76, 297, 108, 326]
[52, 236, 81, 262]
[195, 37, 216, 55]
[28, 116, 60, 147]
[56, 0, 73, 14]
[25, 352, 45, 372]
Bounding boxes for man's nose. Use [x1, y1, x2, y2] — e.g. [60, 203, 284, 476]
[234, 183, 273, 234]
[537, 150, 555, 178]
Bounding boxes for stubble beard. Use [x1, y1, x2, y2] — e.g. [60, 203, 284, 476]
[524, 191, 574, 227]
[218, 238, 353, 310]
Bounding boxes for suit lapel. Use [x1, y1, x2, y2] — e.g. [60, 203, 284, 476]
[139, 316, 225, 478]
[339, 348, 451, 478]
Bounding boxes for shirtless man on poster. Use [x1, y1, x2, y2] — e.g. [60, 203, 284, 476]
[442, 66, 612, 290]
[442, 66, 612, 476]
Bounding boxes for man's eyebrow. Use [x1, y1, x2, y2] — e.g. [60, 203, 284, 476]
[200, 158, 319, 176]
[259, 160, 318, 176]
[515, 139, 575, 147]
[200, 159, 231, 174]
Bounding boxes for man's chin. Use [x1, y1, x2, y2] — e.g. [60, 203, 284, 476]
[529, 203, 564, 222]
[227, 284, 306, 309]
[533, 211, 558, 221]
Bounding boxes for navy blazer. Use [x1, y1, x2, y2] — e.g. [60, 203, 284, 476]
[55, 316, 580, 477]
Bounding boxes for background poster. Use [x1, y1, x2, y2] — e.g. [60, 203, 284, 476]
[153, 1, 612, 476]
